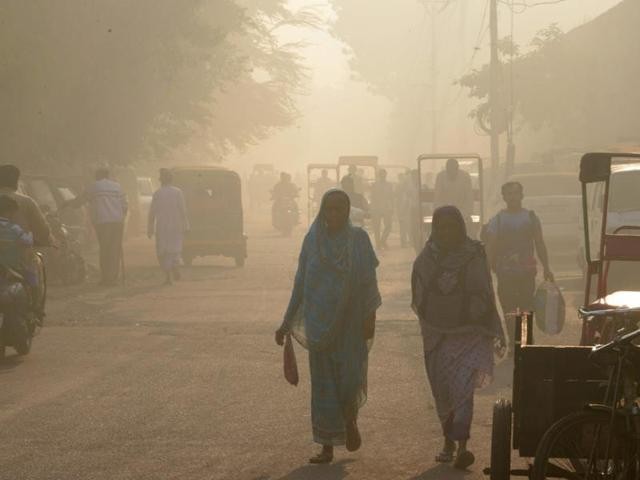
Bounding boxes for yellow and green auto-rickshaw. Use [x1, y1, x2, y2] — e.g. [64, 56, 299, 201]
[171, 166, 247, 267]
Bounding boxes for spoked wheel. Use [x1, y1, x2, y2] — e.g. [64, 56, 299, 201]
[532, 410, 633, 479]
[490, 399, 512, 480]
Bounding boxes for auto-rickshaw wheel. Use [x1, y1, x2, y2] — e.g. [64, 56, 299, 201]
[490, 398, 512, 480]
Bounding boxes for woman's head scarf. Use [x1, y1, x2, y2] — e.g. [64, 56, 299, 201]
[412, 205, 503, 338]
[429, 205, 467, 251]
[315, 189, 352, 273]
[287, 188, 380, 352]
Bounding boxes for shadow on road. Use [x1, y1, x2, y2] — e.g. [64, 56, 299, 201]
[407, 463, 472, 479]
[269, 459, 353, 480]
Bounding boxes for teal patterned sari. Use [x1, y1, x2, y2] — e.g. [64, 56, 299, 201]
[282, 190, 381, 445]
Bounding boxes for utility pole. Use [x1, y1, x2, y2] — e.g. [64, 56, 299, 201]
[430, 6, 438, 153]
[489, 0, 500, 171]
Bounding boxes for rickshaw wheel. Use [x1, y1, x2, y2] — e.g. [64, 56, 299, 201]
[490, 399, 512, 480]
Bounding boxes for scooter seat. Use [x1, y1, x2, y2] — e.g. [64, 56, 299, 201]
[585, 291, 640, 311]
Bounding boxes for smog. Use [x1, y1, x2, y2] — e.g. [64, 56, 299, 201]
[0, 1, 638, 479]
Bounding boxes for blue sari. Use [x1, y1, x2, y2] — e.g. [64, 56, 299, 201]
[282, 190, 381, 446]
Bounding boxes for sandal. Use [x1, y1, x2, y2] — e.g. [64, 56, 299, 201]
[435, 450, 454, 463]
[309, 452, 333, 464]
[453, 450, 475, 470]
[346, 421, 361, 452]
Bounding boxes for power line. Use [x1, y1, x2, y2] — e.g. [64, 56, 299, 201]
[500, 0, 570, 14]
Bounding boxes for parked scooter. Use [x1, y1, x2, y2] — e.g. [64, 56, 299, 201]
[0, 254, 46, 358]
[43, 208, 86, 285]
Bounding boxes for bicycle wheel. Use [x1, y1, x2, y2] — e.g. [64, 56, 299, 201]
[532, 410, 633, 479]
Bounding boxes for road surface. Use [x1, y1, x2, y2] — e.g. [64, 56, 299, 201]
[0, 215, 584, 479]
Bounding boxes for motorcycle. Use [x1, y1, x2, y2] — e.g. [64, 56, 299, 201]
[43, 209, 86, 285]
[0, 253, 46, 359]
[272, 195, 300, 236]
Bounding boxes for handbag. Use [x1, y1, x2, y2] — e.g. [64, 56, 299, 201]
[283, 334, 299, 386]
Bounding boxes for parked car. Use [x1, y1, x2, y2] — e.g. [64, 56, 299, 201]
[20, 175, 90, 247]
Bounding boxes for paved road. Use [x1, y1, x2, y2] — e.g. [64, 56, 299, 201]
[0, 216, 583, 479]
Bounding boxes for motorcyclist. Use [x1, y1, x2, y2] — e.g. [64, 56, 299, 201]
[0, 165, 51, 315]
[271, 173, 299, 232]
[272, 172, 299, 203]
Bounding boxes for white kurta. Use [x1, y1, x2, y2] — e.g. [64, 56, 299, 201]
[148, 185, 189, 270]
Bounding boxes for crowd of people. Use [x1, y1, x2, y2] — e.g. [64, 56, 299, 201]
[0, 158, 558, 472]
[0, 164, 190, 296]
[275, 160, 556, 470]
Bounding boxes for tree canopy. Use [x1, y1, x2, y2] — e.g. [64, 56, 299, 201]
[0, 0, 315, 172]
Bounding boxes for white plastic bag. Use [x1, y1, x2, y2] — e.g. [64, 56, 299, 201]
[534, 281, 565, 335]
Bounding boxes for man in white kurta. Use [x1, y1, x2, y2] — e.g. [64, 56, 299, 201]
[147, 169, 189, 284]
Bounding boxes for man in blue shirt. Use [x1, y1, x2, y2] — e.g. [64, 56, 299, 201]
[485, 181, 554, 348]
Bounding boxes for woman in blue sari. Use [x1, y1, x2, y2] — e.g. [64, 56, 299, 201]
[275, 189, 381, 464]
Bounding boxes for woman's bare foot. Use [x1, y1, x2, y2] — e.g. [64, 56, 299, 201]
[309, 445, 333, 464]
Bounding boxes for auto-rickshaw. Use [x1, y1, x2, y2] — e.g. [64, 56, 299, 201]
[171, 166, 247, 267]
[578, 152, 640, 343]
[416, 153, 484, 244]
[306, 163, 338, 224]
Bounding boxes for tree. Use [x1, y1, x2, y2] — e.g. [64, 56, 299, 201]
[0, 0, 316, 172]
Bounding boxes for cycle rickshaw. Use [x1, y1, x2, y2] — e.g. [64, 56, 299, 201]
[337, 155, 379, 197]
[486, 152, 640, 479]
[416, 153, 484, 243]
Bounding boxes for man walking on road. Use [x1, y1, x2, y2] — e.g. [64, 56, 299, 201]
[485, 181, 554, 348]
[147, 169, 189, 285]
[67, 167, 128, 286]
[371, 168, 394, 249]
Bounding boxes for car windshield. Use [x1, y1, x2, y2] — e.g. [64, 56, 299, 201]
[609, 171, 640, 212]
[513, 175, 579, 197]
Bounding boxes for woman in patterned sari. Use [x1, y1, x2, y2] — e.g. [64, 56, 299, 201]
[275, 189, 381, 464]
[412, 206, 504, 470]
